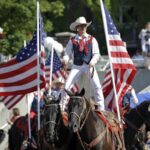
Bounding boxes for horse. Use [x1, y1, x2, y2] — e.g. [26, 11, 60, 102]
[123, 100, 150, 150]
[8, 115, 37, 150]
[66, 88, 124, 150]
[40, 94, 79, 150]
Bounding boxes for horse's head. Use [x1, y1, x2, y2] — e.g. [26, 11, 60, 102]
[43, 95, 61, 144]
[136, 101, 150, 126]
[124, 101, 150, 149]
[67, 88, 88, 133]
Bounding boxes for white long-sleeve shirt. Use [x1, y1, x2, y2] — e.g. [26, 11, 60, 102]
[63, 33, 101, 66]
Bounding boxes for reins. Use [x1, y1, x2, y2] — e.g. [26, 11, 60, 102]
[44, 103, 60, 126]
[69, 96, 107, 150]
[77, 129, 107, 150]
[69, 96, 89, 130]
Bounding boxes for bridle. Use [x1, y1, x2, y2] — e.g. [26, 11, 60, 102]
[69, 96, 107, 150]
[44, 103, 60, 126]
[69, 96, 91, 131]
[43, 103, 61, 145]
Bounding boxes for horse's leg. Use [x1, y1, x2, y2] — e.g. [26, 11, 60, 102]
[103, 129, 114, 150]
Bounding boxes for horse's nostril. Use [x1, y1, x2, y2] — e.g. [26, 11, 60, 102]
[52, 131, 55, 135]
[73, 124, 78, 132]
[74, 124, 77, 128]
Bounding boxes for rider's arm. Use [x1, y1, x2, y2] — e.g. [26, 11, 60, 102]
[89, 37, 100, 67]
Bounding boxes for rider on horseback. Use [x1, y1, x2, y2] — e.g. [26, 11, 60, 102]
[51, 77, 69, 112]
[62, 16, 105, 112]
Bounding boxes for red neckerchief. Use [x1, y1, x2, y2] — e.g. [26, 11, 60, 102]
[71, 36, 93, 55]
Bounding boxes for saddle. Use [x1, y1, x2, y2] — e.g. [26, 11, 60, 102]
[95, 111, 125, 150]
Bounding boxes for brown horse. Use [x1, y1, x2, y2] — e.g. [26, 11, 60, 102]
[67, 88, 124, 150]
[40, 95, 80, 150]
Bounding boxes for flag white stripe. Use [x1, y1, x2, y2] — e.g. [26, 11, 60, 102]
[109, 45, 127, 53]
[0, 67, 37, 83]
[0, 79, 43, 92]
[104, 90, 114, 106]
[4, 95, 23, 108]
[109, 35, 122, 40]
[111, 58, 134, 64]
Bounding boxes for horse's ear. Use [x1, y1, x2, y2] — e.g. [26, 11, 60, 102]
[65, 89, 73, 96]
[79, 88, 85, 96]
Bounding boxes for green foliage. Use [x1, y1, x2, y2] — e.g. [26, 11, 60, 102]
[0, 0, 64, 56]
[125, 0, 150, 28]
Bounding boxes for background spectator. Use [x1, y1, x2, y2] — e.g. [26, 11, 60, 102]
[139, 22, 150, 57]
[7, 108, 20, 125]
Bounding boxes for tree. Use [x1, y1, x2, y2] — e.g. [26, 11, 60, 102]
[0, 0, 65, 56]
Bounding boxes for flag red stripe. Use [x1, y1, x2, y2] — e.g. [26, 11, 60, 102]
[112, 64, 136, 69]
[109, 40, 124, 46]
[0, 58, 16, 68]
[111, 52, 130, 58]
[0, 59, 37, 79]
[0, 82, 45, 96]
[4, 95, 19, 105]
[0, 73, 37, 87]
[7, 95, 24, 109]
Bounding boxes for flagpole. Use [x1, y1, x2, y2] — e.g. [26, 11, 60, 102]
[26, 94, 32, 139]
[49, 42, 54, 95]
[100, 0, 121, 122]
[36, 1, 41, 130]
[24, 40, 32, 139]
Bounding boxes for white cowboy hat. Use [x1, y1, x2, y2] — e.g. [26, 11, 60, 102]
[70, 16, 92, 31]
[53, 77, 65, 85]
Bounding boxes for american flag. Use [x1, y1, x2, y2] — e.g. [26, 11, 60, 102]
[0, 15, 46, 109]
[45, 50, 80, 93]
[0, 95, 25, 110]
[101, 0, 137, 111]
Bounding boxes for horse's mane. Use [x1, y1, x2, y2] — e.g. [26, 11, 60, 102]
[124, 100, 150, 149]
[127, 100, 150, 115]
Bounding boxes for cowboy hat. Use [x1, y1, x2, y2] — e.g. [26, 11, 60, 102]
[70, 16, 92, 31]
[53, 77, 65, 85]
